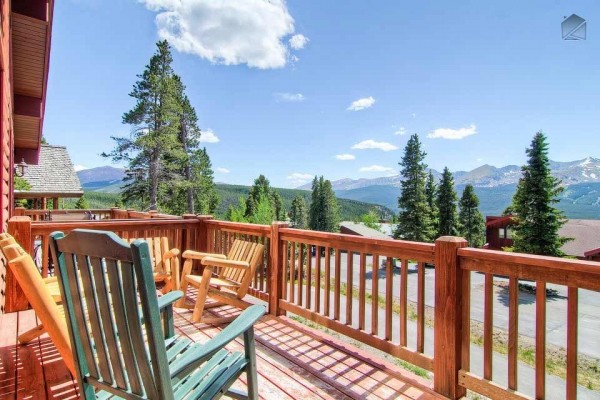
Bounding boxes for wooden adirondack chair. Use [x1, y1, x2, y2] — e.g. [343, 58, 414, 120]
[50, 229, 264, 400]
[0, 241, 76, 375]
[128, 236, 180, 293]
[178, 239, 265, 324]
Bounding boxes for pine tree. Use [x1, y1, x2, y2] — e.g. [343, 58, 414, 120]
[511, 132, 569, 256]
[103, 40, 181, 211]
[309, 176, 339, 232]
[75, 195, 90, 209]
[245, 175, 271, 218]
[248, 194, 274, 225]
[289, 195, 308, 228]
[394, 134, 434, 241]
[271, 191, 286, 221]
[436, 166, 459, 237]
[459, 184, 485, 247]
[425, 171, 438, 234]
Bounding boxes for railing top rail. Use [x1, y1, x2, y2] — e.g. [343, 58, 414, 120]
[30, 218, 200, 235]
[459, 247, 600, 291]
[21, 209, 113, 215]
[279, 227, 435, 262]
[205, 219, 271, 235]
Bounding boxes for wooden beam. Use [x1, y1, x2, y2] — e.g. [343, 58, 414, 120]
[14, 94, 42, 118]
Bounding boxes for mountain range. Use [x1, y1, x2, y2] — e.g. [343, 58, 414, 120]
[77, 157, 600, 219]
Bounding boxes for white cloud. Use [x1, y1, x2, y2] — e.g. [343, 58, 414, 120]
[394, 127, 407, 135]
[289, 34, 309, 50]
[359, 165, 396, 174]
[216, 167, 230, 173]
[347, 96, 375, 111]
[287, 172, 313, 186]
[200, 129, 220, 143]
[140, 0, 304, 69]
[73, 165, 87, 172]
[335, 154, 355, 161]
[274, 92, 305, 102]
[427, 124, 477, 140]
[351, 139, 398, 152]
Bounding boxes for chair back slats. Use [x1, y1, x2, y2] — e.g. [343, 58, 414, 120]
[219, 240, 264, 295]
[50, 230, 172, 399]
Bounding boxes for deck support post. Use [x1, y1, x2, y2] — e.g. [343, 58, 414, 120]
[269, 222, 288, 316]
[194, 215, 213, 253]
[5, 216, 33, 312]
[433, 236, 468, 399]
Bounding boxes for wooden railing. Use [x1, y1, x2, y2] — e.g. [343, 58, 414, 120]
[13, 207, 181, 221]
[4, 216, 600, 399]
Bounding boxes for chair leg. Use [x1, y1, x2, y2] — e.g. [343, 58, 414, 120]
[191, 273, 212, 323]
[244, 327, 259, 400]
[161, 278, 173, 295]
[176, 277, 190, 308]
[18, 324, 46, 344]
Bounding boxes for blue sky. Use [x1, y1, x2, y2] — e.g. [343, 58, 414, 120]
[44, 0, 600, 188]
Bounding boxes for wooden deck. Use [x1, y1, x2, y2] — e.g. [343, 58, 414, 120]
[0, 304, 441, 399]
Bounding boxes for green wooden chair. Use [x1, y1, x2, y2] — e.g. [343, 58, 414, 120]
[49, 229, 264, 400]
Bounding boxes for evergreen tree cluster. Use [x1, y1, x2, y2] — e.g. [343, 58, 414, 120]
[309, 176, 340, 232]
[225, 175, 287, 224]
[103, 40, 217, 214]
[394, 134, 485, 246]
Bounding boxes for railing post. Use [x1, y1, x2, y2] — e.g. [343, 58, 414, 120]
[195, 215, 214, 253]
[269, 221, 288, 316]
[110, 207, 119, 219]
[14, 207, 25, 216]
[5, 216, 33, 312]
[434, 236, 468, 399]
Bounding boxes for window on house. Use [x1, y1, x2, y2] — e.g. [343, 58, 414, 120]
[506, 226, 513, 239]
[499, 228, 505, 238]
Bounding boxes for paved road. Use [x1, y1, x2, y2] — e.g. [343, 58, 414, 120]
[301, 252, 600, 359]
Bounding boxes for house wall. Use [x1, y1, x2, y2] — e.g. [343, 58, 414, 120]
[0, 0, 13, 314]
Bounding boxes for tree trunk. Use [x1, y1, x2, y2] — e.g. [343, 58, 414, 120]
[149, 150, 159, 210]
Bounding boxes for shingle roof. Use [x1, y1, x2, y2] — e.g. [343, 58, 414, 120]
[559, 219, 600, 258]
[15, 145, 83, 198]
[340, 221, 391, 239]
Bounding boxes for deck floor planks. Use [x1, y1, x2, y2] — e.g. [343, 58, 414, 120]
[0, 301, 441, 400]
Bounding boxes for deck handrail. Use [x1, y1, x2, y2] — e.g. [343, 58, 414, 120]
[5, 215, 600, 399]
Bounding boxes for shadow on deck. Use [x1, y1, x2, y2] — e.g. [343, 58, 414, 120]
[0, 304, 441, 399]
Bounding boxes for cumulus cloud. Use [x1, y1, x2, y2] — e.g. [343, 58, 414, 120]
[140, 0, 305, 69]
[289, 34, 309, 50]
[394, 127, 407, 135]
[347, 96, 375, 111]
[335, 154, 355, 160]
[274, 92, 305, 102]
[287, 172, 313, 186]
[359, 165, 396, 174]
[351, 140, 398, 152]
[216, 167, 230, 173]
[427, 124, 477, 140]
[200, 129, 220, 143]
[73, 165, 88, 172]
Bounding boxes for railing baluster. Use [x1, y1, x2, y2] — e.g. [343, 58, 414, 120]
[536, 281, 546, 399]
[417, 261, 425, 353]
[315, 246, 322, 313]
[385, 256, 392, 341]
[306, 244, 312, 310]
[484, 273, 493, 380]
[289, 242, 296, 303]
[324, 246, 331, 317]
[508, 276, 518, 390]
[346, 251, 353, 326]
[298, 243, 304, 307]
[334, 248, 341, 321]
[371, 254, 379, 336]
[400, 258, 408, 346]
[358, 252, 366, 331]
[566, 286, 578, 400]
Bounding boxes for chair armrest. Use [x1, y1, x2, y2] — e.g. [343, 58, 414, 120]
[43, 276, 58, 284]
[158, 290, 184, 311]
[163, 248, 180, 261]
[201, 257, 250, 270]
[170, 305, 266, 378]
[182, 250, 227, 261]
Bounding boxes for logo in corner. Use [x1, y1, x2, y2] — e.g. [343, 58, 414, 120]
[562, 14, 586, 40]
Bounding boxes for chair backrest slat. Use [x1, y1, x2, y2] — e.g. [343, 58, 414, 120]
[50, 230, 173, 399]
[217, 240, 264, 296]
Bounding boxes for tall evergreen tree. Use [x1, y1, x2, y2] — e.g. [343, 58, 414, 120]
[309, 176, 339, 232]
[394, 134, 434, 241]
[245, 175, 271, 218]
[511, 132, 569, 256]
[459, 184, 485, 247]
[103, 40, 181, 210]
[271, 191, 286, 220]
[436, 166, 459, 237]
[425, 171, 439, 233]
[289, 195, 308, 228]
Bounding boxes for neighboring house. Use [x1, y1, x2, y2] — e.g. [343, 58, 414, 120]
[485, 216, 600, 260]
[14, 144, 83, 208]
[340, 221, 391, 240]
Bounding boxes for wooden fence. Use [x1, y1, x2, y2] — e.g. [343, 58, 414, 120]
[5, 216, 600, 399]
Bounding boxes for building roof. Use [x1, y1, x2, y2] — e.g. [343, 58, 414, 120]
[559, 219, 600, 258]
[14, 145, 83, 198]
[339, 221, 391, 239]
